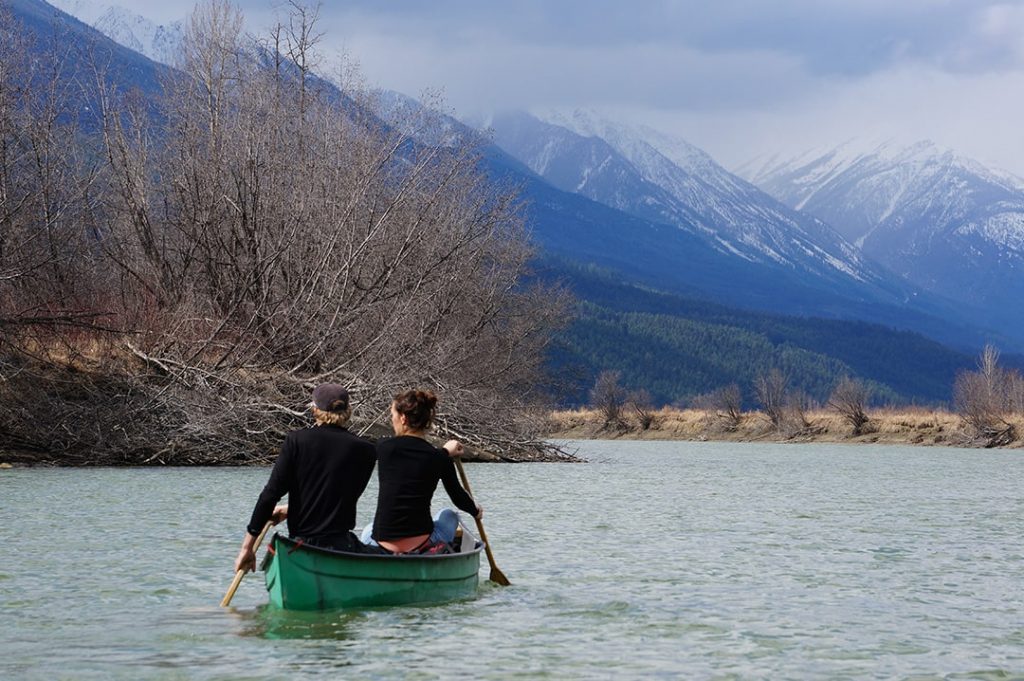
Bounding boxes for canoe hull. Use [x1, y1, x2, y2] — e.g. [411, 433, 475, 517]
[263, 534, 482, 610]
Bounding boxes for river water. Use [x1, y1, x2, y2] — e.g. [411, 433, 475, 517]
[1, 441, 1022, 679]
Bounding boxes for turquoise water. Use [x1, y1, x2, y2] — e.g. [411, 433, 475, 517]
[1, 441, 1022, 679]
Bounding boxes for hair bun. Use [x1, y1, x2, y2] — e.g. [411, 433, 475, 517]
[393, 388, 439, 431]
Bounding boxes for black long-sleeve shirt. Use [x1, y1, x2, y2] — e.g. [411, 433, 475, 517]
[371, 436, 479, 541]
[247, 425, 376, 539]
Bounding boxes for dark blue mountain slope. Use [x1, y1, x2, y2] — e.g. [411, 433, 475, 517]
[7, 0, 167, 101]
[535, 258, 1023, 406]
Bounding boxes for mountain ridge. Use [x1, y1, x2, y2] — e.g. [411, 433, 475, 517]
[509, 108, 891, 292]
[744, 139, 1024, 340]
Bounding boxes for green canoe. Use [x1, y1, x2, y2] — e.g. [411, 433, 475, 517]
[261, 534, 483, 610]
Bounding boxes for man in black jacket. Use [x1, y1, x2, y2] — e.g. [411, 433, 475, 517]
[233, 384, 377, 572]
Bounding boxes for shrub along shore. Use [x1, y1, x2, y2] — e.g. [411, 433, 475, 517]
[546, 407, 1024, 449]
[0, 5, 572, 467]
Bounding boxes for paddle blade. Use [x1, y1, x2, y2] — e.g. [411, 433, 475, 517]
[488, 566, 511, 586]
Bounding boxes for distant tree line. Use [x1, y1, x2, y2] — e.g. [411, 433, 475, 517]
[587, 346, 1024, 447]
[0, 1, 567, 463]
[560, 302, 902, 407]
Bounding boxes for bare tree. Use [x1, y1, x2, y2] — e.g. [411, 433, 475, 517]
[828, 376, 872, 436]
[0, 1, 571, 464]
[590, 370, 627, 429]
[754, 368, 788, 430]
[785, 389, 814, 433]
[282, 0, 323, 117]
[979, 344, 1000, 380]
[0, 5, 109, 342]
[1008, 370, 1024, 415]
[954, 345, 1016, 447]
[628, 388, 655, 430]
[693, 383, 743, 431]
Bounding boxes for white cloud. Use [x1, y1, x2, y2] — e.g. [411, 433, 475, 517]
[949, 2, 1024, 69]
[645, 64, 1024, 177]
[337, 30, 811, 114]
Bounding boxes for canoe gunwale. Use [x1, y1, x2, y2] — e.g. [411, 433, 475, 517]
[268, 533, 484, 562]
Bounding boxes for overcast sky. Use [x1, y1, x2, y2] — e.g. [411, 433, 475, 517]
[85, 0, 1024, 175]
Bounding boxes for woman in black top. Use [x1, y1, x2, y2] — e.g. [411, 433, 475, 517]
[361, 389, 483, 554]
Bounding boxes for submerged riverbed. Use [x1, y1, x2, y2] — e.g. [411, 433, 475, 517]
[2, 441, 1022, 679]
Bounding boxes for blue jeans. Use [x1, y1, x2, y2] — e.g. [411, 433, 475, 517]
[360, 508, 460, 547]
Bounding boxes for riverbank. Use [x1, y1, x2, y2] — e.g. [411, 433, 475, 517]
[546, 407, 1024, 448]
[0, 421, 570, 467]
[0, 347, 571, 466]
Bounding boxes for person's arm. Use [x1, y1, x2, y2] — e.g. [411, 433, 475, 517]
[353, 441, 377, 498]
[247, 438, 294, 535]
[233, 506, 287, 573]
[233, 529, 260, 573]
[235, 440, 293, 572]
[438, 455, 481, 518]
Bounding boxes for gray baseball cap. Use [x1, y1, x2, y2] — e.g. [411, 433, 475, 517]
[312, 383, 350, 412]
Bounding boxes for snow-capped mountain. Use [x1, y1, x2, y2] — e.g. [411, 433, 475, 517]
[482, 110, 694, 225]
[485, 109, 902, 298]
[48, 0, 183, 65]
[744, 140, 1024, 335]
[373, 90, 471, 148]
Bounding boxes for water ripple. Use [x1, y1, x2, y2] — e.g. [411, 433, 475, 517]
[1, 444, 1023, 679]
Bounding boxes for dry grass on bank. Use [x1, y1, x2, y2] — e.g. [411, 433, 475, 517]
[546, 406, 1024, 449]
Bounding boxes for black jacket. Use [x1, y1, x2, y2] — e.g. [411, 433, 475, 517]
[247, 425, 376, 540]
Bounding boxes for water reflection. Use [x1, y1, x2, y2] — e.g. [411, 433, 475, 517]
[233, 605, 363, 641]
[243, 592, 494, 640]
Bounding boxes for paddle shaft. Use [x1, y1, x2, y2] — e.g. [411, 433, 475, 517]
[220, 520, 273, 607]
[454, 458, 510, 586]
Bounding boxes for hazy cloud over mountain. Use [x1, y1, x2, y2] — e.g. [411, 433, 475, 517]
[82, 0, 1024, 174]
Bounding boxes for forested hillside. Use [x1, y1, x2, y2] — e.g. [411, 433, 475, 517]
[542, 260, 989, 407]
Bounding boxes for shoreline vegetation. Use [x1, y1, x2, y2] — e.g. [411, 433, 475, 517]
[545, 407, 1024, 449]
[560, 353, 1024, 453]
[3, 406, 1020, 468]
[0, 345, 573, 467]
[0, 3, 567, 466]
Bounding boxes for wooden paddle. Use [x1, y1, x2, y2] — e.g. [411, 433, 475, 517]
[220, 520, 273, 607]
[454, 458, 510, 586]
